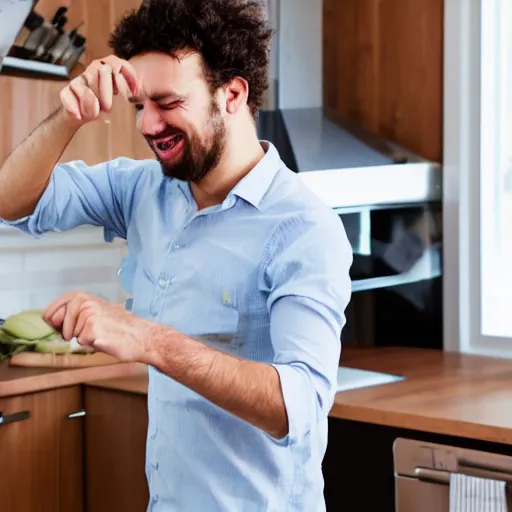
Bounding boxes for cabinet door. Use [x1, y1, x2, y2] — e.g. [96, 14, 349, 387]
[0, 386, 84, 512]
[85, 387, 149, 512]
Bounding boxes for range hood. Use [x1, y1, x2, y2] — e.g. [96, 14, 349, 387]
[0, 0, 85, 80]
[256, 107, 441, 210]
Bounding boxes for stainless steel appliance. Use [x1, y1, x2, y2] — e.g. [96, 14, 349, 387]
[259, 0, 443, 349]
[257, 107, 443, 349]
[394, 438, 512, 511]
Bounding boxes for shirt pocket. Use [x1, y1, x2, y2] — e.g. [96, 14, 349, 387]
[193, 287, 246, 351]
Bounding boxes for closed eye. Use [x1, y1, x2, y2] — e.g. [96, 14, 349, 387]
[160, 101, 182, 110]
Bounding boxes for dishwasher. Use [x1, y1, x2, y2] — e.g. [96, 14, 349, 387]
[394, 438, 512, 511]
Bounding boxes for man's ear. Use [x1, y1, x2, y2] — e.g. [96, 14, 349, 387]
[224, 77, 249, 114]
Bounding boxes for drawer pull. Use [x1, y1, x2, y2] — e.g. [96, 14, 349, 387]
[0, 410, 30, 425]
[67, 409, 86, 419]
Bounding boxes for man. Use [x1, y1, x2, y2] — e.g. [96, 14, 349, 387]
[0, 0, 352, 510]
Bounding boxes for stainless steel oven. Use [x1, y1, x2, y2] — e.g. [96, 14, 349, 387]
[394, 438, 512, 511]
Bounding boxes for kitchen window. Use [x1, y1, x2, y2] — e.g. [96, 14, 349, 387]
[444, 0, 512, 355]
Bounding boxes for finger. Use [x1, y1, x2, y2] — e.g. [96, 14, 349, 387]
[69, 74, 90, 99]
[69, 76, 100, 119]
[47, 305, 66, 330]
[77, 316, 95, 347]
[43, 291, 79, 323]
[98, 63, 114, 111]
[62, 296, 87, 341]
[73, 306, 89, 339]
[79, 88, 100, 119]
[60, 86, 81, 120]
[81, 69, 100, 100]
[77, 331, 94, 347]
[119, 64, 139, 96]
[101, 56, 140, 96]
[113, 71, 132, 100]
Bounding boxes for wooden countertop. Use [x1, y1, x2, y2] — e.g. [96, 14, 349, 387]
[0, 360, 148, 398]
[86, 347, 512, 445]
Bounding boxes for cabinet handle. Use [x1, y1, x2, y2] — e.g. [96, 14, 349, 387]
[0, 410, 30, 425]
[67, 409, 86, 419]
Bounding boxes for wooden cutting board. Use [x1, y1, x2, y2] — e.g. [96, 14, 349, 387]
[9, 351, 121, 368]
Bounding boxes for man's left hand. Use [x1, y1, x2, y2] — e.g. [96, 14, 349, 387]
[43, 292, 156, 362]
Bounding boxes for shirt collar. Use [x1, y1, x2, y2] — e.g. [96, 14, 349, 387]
[175, 140, 282, 211]
[229, 140, 282, 211]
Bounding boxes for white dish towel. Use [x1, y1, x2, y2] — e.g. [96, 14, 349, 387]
[450, 473, 508, 512]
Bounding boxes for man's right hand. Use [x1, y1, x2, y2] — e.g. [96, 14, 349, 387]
[60, 55, 140, 123]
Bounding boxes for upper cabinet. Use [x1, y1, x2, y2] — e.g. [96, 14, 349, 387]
[0, 0, 153, 165]
[323, 0, 444, 163]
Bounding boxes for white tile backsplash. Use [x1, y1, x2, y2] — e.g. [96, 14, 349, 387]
[0, 227, 128, 318]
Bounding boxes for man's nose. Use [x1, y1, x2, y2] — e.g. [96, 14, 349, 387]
[137, 104, 166, 136]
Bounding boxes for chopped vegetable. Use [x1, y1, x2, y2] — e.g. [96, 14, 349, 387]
[35, 337, 70, 354]
[0, 310, 96, 359]
[3, 310, 55, 341]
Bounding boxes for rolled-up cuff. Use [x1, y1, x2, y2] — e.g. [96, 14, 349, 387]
[271, 362, 314, 446]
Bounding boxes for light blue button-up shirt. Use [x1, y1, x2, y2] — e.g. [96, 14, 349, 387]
[3, 142, 352, 511]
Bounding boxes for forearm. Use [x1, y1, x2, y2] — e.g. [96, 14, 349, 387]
[144, 327, 289, 439]
[0, 107, 81, 220]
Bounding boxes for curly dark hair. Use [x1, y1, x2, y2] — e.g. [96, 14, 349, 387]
[109, 0, 274, 116]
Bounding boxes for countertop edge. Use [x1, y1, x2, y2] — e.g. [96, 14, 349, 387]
[85, 374, 149, 395]
[329, 403, 512, 446]
[6, 347, 512, 448]
[85, 375, 512, 447]
[0, 362, 147, 398]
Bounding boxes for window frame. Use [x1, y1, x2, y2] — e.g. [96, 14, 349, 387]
[444, 0, 512, 356]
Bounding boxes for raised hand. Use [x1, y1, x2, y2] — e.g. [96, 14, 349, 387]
[59, 55, 140, 123]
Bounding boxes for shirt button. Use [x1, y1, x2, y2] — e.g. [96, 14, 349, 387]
[151, 459, 159, 469]
[158, 278, 169, 289]
[152, 495, 159, 503]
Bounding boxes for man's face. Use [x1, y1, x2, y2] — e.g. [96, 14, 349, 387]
[129, 51, 227, 182]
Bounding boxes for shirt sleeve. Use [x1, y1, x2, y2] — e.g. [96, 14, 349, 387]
[263, 210, 353, 445]
[0, 157, 146, 242]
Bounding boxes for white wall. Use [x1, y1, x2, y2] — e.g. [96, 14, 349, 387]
[0, 226, 127, 318]
[277, 0, 322, 109]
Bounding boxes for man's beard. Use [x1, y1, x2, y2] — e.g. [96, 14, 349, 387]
[150, 101, 227, 183]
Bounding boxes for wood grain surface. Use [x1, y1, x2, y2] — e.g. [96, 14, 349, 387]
[88, 347, 512, 445]
[0, 0, 152, 165]
[0, 386, 84, 512]
[0, 359, 147, 397]
[323, 0, 444, 162]
[334, 347, 512, 444]
[9, 351, 121, 368]
[85, 386, 149, 512]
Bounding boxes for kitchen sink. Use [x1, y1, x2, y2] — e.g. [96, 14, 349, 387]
[336, 366, 405, 393]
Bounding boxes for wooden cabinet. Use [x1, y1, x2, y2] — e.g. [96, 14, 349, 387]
[0, 0, 152, 165]
[84, 386, 149, 512]
[323, 0, 444, 162]
[0, 386, 84, 512]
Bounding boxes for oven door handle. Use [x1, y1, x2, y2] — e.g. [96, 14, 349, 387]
[415, 464, 512, 486]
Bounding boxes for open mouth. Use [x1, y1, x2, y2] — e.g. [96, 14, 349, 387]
[151, 133, 185, 160]
[155, 134, 184, 152]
